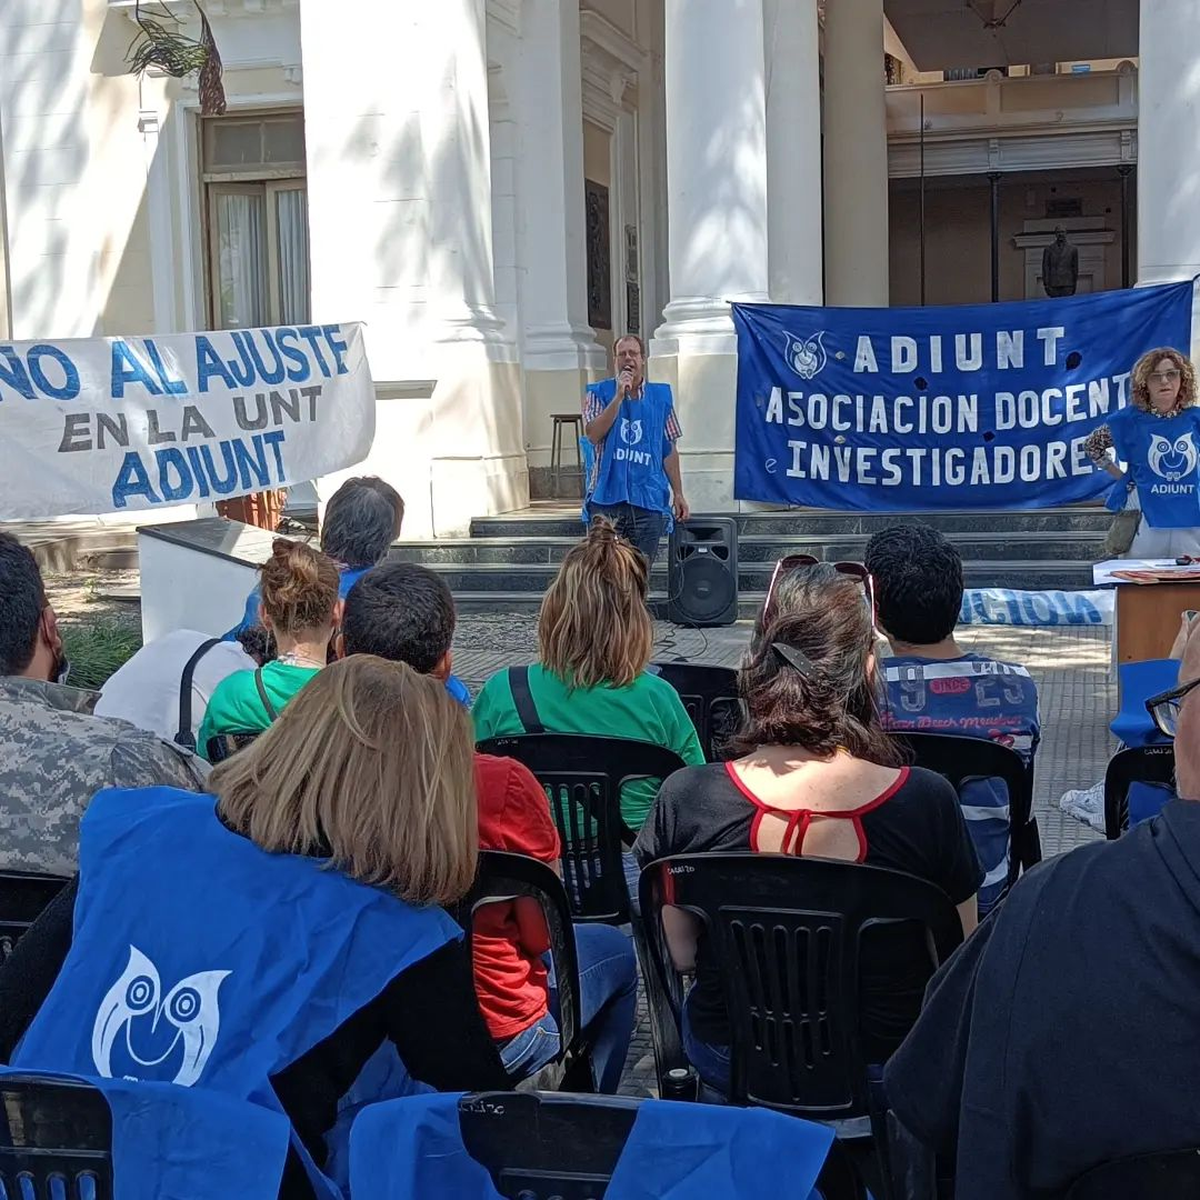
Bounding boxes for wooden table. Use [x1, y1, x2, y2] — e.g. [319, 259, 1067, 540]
[1094, 559, 1200, 663]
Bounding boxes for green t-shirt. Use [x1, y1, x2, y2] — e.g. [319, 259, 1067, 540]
[471, 663, 706, 830]
[197, 661, 320, 761]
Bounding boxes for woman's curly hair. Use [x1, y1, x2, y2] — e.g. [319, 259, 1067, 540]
[1130, 347, 1196, 413]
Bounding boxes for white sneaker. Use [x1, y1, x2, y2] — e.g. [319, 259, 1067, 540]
[1058, 782, 1105, 833]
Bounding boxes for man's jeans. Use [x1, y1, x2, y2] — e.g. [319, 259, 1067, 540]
[499, 923, 639, 1093]
[589, 502, 667, 569]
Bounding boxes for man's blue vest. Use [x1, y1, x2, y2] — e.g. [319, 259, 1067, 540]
[12, 786, 460, 1196]
[1109, 406, 1200, 529]
[585, 378, 676, 521]
[348, 1092, 835, 1199]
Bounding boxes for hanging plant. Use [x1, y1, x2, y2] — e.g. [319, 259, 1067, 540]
[125, 0, 227, 115]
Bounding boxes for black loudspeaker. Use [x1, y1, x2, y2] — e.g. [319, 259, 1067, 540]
[667, 517, 738, 627]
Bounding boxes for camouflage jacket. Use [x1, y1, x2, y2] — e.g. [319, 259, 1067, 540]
[0, 676, 208, 877]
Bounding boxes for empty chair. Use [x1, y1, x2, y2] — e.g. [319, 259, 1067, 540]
[652, 662, 742, 761]
[0, 1072, 291, 1199]
[349, 1089, 845, 1200]
[1104, 744, 1177, 839]
[477, 733, 686, 923]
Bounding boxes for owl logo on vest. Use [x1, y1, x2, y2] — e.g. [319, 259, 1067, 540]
[1148, 433, 1199, 482]
[91, 945, 230, 1087]
[784, 331, 827, 381]
[620, 418, 643, 446]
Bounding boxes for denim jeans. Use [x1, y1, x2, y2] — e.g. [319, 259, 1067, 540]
[681, 992, 732, 1095]
[499, 923, 639, 1093]
[589, 502, 667, 568]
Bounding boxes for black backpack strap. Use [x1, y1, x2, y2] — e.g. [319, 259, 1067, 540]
[174, 638, 222, 750]
[254, 667, 279, 722]
[507, 665, 545, 735]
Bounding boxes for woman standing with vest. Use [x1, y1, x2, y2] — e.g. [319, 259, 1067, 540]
[1087, 348, 1200, 558]
[0, 657, 509, 1198]
[199, 539, 341, 758]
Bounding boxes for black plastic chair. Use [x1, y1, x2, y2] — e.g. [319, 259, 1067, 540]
[476, 734, 687, 923]
[1067, 1148, 1200, 1197]
[639, 853, 963, 1199]
[651, 662, 742, 762]
[0, 1074, 113, 1198]
[1104, 745, 1176, 840]
[205, 731, 262, 764]
[457, 1089, 862, 1200]
[451, 851, 591, 1092]
[888, 731, 1041, 886]
[0, 872, 70, 963]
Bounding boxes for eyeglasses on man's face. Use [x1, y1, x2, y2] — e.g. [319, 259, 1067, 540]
[1148, 369, 1182, 385]
[1145, 675, 1200, 739]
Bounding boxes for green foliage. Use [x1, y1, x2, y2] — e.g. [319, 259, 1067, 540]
[61, 621, 142, 692]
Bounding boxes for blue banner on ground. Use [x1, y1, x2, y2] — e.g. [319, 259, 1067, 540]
[732, 283, 1193, 510]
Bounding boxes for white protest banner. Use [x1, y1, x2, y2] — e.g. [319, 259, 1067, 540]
[0, 323, 375, 519]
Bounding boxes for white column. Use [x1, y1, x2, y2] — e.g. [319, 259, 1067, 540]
[515, 0, 604, 370]
[823, 0, 890, 306]
[655, 0, 769, 348]
[651, 0, 769, 512]
[512, 0, 605, 492]
[138, 104, 178, 334]
[764, 0, 823, 305]
[1138, 4, 1200, 285]
[302, 0, 527, 538]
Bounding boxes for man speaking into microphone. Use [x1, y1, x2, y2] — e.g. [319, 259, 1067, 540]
[582, 334, 689, 568]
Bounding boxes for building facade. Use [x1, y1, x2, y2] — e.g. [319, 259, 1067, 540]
[0, 0, 1194, 534]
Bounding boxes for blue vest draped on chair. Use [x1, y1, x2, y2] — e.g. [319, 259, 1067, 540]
[0, 1070, 292, 1200]
[348, 1092, 834, 1199]
[11, 786, 460, 1197]
[584, 378, 675, 525]
[1108, 407, 1200, 529]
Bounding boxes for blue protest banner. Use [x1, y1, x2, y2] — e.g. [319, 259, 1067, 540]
[733, 283, 1193, 510]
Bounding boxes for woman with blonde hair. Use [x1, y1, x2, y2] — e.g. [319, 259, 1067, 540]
[473, 518, 704, 834]
[199, 537, 341, 757]
[1087, 346, 1200, 558]
[0, 656, 509, 1198]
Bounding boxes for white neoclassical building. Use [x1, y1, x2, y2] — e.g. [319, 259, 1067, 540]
[0, 0, 1193, 535]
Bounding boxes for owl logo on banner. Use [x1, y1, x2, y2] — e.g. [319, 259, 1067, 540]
[91, 946, 230, 1087]
[784, 331, 828, 381]
[1149, 433, 1199, 482]
[620, 418, 643, 446]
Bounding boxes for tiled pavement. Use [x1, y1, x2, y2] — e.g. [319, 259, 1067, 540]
[452, 615, 1113, 1095]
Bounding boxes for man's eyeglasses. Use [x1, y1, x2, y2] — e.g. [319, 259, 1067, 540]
[1144, 675, 1200, 738]
[1148, 369, 1182, 385]
[764, 554, 874, 622]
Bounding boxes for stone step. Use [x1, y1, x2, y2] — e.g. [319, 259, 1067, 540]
[392, 529, 1105, 566]
[433, 557, 1095, 596]
[469, 505, 1113, 540]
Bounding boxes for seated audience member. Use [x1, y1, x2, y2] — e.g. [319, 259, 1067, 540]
[865, 524, 1040, 911]
[340, 562, 638, 1093]
[0, 533, 205, 876]
[634, 563, 981, 1094]
[0, 656, 509, 1199]
[198, 539, 339, 758]
[472, 518, 704, 838]
[884, 621, 1200, 1198]
[96, 628, 262, 748]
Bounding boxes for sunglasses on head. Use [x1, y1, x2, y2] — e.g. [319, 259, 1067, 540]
[764, 554, 875, 622]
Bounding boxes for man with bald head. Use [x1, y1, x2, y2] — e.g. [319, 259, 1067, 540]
[884, 620, 1200, 1197]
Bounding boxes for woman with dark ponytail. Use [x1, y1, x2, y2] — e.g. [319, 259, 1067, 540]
[634, 562, 982, 1094]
